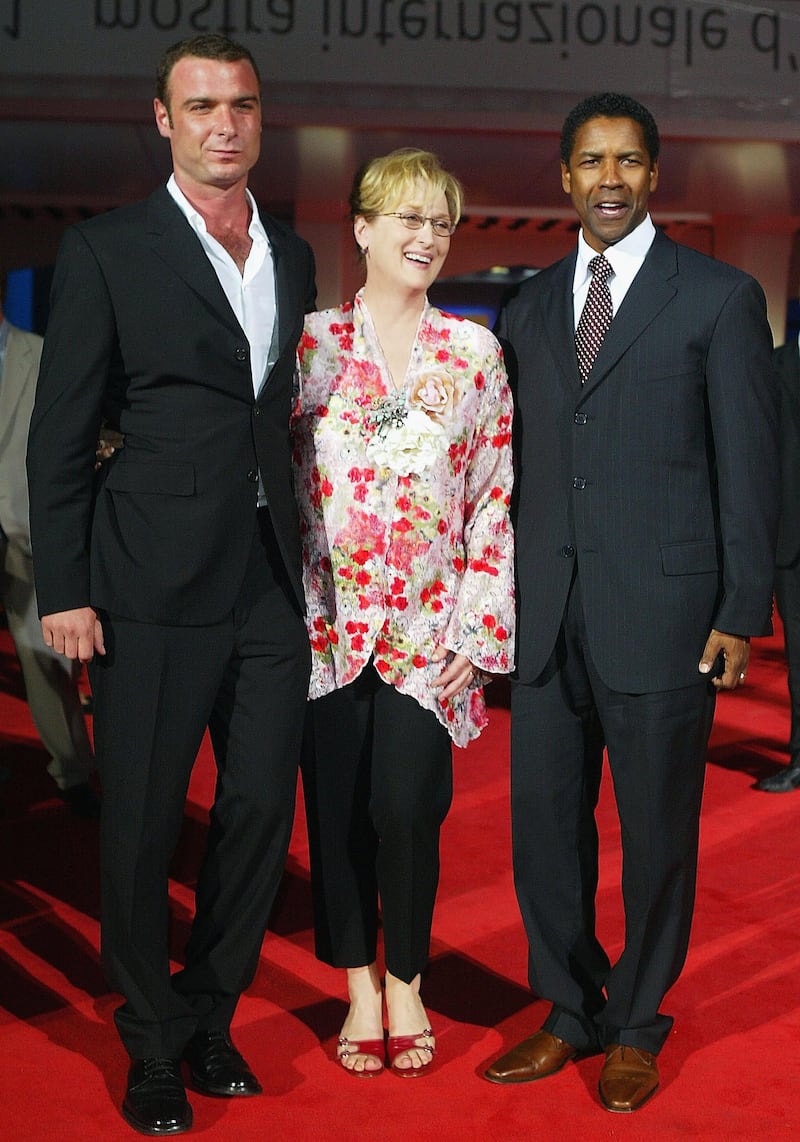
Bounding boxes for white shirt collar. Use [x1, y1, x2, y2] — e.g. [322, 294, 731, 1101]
[575, 214, 656, 286]
[166, 173, 267, 245]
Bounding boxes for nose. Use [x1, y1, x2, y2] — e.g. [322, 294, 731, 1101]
[599, 160, 623, 186]
[215, 107, 236, 137]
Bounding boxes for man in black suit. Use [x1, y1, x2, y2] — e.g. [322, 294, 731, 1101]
[757, 307, 800, 792]
[484, 93, 778, 1111]
[26, 35, 315, 1135]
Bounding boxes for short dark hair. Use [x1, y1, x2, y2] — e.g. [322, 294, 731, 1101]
[560, 92, 660, 166]
[156, 34, 261, 112]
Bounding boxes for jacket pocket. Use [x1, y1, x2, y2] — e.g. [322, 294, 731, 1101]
[104, 460, 195, 496]
[660, 540, 719, 576]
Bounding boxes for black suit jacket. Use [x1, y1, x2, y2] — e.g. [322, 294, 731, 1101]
[500, 229, 779, 692]
[774, 338, 800, 568]
[27, 187, 316, 624]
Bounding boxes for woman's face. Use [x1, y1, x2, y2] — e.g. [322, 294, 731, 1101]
[354, 181, 453, 297]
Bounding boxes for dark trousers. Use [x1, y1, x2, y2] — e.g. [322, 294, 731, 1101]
[775, 566, 800, 755]
[510, 575, 715, 1055]
[89, 510, 311, 1059]
[302, 669, 452, 983]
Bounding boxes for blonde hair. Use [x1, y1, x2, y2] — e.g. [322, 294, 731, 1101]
[349, 148, 464, 229]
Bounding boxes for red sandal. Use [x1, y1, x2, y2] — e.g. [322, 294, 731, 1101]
[336, 1035, 385, 1078]
[387, 1028, 435, 1077]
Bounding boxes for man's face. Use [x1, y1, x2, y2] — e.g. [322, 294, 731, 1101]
[561, 115, 658, 252]
[153, 55, 262, 194]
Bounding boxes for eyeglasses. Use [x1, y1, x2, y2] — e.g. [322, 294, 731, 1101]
[380, 212, 457, 238]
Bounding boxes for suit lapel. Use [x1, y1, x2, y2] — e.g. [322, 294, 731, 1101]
[144, 188, 244, 338]
[261, 213, 301, 370]
[540, 253, 583, 395]
[580, 230, 677, 399]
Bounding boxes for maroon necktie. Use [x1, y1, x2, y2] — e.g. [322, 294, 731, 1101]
[575, 254, 613, 382]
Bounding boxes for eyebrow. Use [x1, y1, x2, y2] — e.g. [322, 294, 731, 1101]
[395, 203, 452, 216]
[181, 93, 260, 106]
[574, 148, 646, 164]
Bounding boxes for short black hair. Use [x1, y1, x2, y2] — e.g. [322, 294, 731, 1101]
[156, 34, 260, 112]
[560, 92, 660, 166]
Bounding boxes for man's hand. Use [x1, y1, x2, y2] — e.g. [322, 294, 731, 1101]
[698, 628, 750, 690]
[41, 607, 105, 664]
[95, 427, 124, 470]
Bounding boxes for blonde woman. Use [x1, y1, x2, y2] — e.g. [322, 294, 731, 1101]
[292, 149, 514, 1077]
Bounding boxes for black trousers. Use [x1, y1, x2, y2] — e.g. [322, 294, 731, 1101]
[510, 574, 715, 1055]
[302, 669, 452, 983]
[89, 510, 311, 1059]
[775, 565, 800, 755]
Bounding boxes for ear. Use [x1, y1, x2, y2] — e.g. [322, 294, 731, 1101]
[154, 98, 171, 138]
[649, 158, 659, 193]
[353, 215, 370, 252]
[560, 161, 572, 196]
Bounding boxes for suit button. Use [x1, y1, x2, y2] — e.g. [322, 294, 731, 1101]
[561, 545, 575, 558]
[247, 469, 258, 483]
[253, 406, 261, 417]
[574, 412, 587, 424]
[573, 477, 586, 489]
[235, 347, 248, 361]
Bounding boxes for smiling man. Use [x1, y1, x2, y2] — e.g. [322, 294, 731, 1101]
[484, 93, 779, 1112]
[27, 34, 316, 1136]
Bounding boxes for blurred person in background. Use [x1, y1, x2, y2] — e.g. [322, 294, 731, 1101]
[757, 286, 800, 793]
[0, 281, 98, 818]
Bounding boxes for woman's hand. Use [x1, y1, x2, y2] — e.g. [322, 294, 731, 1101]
[430, 645, 478, 702]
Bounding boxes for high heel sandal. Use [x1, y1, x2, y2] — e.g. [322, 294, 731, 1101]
[336, 1036, 385, 1078]
[387, 1028, 435, 1078]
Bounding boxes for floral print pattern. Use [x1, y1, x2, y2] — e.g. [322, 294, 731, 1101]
[292, 290, 515, 746]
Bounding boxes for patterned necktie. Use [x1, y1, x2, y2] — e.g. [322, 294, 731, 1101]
[575, 254, 613, 382]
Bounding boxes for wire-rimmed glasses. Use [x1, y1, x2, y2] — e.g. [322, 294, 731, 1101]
[380, 211, 457, 237]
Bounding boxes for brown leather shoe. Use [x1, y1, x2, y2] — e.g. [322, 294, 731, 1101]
[484, 1029, 577, 1084]
[599, 1045, 659, 1112]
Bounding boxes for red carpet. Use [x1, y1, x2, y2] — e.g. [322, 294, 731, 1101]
[1, 619, 799, 1140]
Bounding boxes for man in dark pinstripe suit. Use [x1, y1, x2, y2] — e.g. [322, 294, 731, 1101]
[484, 93, 779, 1111]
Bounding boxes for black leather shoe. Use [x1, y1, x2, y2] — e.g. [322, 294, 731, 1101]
[755, 763, 800, 792]
[183, 1030, 262, 1097]
[122, 1057, 192, 1135]
[59, 781, 101, 818]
